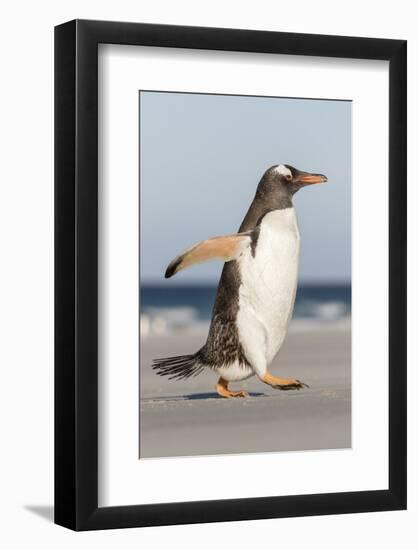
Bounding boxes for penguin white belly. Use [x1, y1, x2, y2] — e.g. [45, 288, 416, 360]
[215, 361, 255, 382]
[236, 208, 300, 375]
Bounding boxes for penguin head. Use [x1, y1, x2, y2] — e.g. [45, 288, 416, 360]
[272, 164, 327, 194]
[256, 164, 327, 205]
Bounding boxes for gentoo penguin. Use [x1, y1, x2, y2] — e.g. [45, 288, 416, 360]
[152, 164, 327, 398]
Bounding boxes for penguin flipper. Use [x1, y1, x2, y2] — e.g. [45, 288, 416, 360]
[165, 232, 252, 278]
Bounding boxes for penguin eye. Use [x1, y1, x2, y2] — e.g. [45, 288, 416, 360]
[285, 174, 293, 181]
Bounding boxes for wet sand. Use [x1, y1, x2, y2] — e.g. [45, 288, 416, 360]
[140, 326, 351, 458]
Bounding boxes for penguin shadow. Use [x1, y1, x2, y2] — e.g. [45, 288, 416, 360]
[182, 391, 266, 400]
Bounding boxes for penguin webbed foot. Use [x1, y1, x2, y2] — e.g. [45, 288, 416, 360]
[216, 377, 248, 398]
[261, 373, 309, 391]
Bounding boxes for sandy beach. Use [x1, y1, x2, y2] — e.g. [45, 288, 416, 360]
[139, 324, 351, 458]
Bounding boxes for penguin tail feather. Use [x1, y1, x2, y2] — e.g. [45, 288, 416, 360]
[152, 353, 204, 381]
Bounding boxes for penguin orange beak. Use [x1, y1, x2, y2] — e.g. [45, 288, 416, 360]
[296, 172, 328, 185]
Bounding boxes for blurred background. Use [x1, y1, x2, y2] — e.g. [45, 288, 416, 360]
[139, 91, 351, 338]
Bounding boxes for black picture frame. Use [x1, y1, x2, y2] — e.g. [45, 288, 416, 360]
[55, 19, 407, 531]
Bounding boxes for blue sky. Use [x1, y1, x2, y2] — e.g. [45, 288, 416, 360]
[140, 91, 351, 284]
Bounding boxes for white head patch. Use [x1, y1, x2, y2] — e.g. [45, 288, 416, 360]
[274, 164, 292, 177]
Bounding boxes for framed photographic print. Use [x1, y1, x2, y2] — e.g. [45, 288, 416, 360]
[55, 20, 406, 530]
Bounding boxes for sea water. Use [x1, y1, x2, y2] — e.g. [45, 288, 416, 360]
[140, 283, 351, 335]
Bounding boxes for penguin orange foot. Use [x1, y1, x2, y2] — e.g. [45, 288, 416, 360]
[216, 377, 248, 399]
[262, 372, 309, 391]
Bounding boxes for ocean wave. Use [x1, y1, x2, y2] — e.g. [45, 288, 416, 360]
[293, 300, 350, 321]
[140, 302, 351, 338]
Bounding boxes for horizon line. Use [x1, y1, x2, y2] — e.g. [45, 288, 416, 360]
[141, 279, 351, 287]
